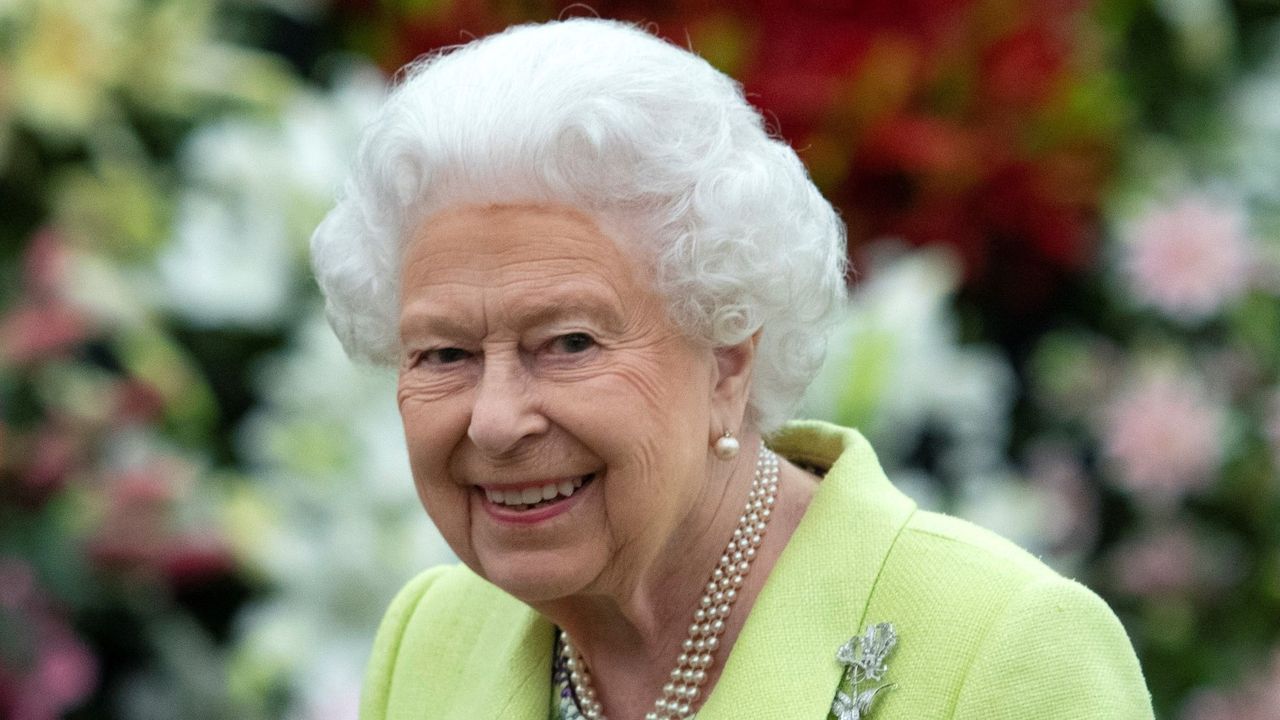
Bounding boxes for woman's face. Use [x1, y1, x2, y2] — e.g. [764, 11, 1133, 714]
[397, 204, 723, 603]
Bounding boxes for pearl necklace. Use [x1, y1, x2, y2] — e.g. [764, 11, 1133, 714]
[559, 446, 780, 720]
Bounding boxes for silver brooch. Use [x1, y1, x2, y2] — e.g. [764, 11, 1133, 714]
[831, 622, 898, 720]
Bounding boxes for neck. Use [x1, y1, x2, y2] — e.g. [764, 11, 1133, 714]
[535, 439, 818, 719]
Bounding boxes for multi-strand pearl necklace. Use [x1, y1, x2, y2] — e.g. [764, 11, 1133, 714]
[559, 446, 780, 720]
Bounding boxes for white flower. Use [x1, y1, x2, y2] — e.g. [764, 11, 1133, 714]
[954, 472, 1055, 556]
[801, 241, 1015, 480]
[230, 309, 451, 719]
[156, 191, 296, 327]
[1153, 0, 1234, 71]
[154, 66, 386, 326]
[1232, 46, 1280, 203]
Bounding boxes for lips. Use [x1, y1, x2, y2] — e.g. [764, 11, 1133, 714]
[480, 473, 596, 513]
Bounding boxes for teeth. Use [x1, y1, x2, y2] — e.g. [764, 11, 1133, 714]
[485, 475, 594, 508]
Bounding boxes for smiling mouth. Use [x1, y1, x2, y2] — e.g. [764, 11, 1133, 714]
[482, 473, 596, 512]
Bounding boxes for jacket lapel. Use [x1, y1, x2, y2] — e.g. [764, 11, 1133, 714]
[450, 597, 553, 720]
[697, 422, 917, 719]
[489, 617, 554, 720]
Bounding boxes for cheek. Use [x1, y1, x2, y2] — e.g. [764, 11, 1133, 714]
[398, 389, 471, 514]
[601, 343, 715, 418]
[560, 348, 715, 487]
[555, 367, 709, 464]
[400, 399, 478, 567]
[399, 397, 447, 469]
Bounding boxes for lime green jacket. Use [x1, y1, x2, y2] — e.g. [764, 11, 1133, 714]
[361, 422, 1154, 719]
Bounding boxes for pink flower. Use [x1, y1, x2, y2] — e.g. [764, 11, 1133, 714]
[1183, 693, 1239, 720]
[1023, 443, 1098, 554]
[22, 231, 72, 298]
[1183, 647, 1280, 720]
[1122, 194, 1254, 322]
[1266, 391, 1280, 459]
[0, 558, 37, 611]
[1100, 373, 1225, 506]
[28, 632, 98, 717]
[87, 465, 235, 586]
[17, 428, 80, 505]
[1108, 527, 1200, 597]
[0, 559, 98, 720]
[0, 231, 94, 365]
[2, 627, 98, 720]
[0, 302, 92, 364]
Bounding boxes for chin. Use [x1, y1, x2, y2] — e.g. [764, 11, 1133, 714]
[476, 553, 598, 605]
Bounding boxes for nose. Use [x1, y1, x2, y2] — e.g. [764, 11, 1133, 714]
[466, 355, 548, 456]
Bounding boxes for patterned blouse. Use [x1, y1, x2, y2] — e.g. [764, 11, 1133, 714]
[550, 633, 587, 720]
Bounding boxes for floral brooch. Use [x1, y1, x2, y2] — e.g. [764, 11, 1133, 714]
[831, 622, 898, 720]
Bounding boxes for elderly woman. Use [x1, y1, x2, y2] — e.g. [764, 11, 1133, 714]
[310, 18, 1152, 720]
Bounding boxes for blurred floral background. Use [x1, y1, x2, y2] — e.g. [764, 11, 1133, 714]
[1, 0, 1278, 718]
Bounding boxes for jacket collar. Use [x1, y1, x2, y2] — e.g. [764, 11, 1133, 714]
[484, 421, 916, 719]
[698, 421, 917, 718]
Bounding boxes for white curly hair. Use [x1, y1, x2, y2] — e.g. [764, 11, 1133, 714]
[309, 17, 847, 433]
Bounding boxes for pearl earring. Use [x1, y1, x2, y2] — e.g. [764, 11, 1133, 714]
[713, 430, 740, 460]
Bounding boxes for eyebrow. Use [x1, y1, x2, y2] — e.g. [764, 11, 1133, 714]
[399, 291, 626, 338]
[508, 294, 624, 332]
[398, 308, 474, 340]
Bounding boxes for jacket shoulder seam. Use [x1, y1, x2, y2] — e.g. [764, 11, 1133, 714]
[945, 575, 1057, 719]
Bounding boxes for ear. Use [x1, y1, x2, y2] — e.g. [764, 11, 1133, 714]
[710, 330, 761, 428]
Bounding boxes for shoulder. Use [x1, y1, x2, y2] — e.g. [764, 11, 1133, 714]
[893, 507, 1070, 590]
[380, 562, 516, 620]
[360, 564, 535, 720]
[775, 420, 1152, 718]
[884, 506, 1127, 646]
[367, 563, 515, 651]
[870, 510, 1154, 719]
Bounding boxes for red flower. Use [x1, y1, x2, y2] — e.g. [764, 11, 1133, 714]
[980, 23, 1070, 109]
[337, 0, 1115, 309]
[112, 380, 167, 425]
[160, 537, 238, 586]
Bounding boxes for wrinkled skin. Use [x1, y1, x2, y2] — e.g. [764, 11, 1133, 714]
[397, 203, 755, 600]
[396, 203, 810, 715]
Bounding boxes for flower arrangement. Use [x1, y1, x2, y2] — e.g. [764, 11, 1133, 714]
[1, 2, 1278, 719]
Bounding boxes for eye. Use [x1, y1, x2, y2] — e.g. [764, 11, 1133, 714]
[420, 347, 472, 365]
[549, 332, 596, 354]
